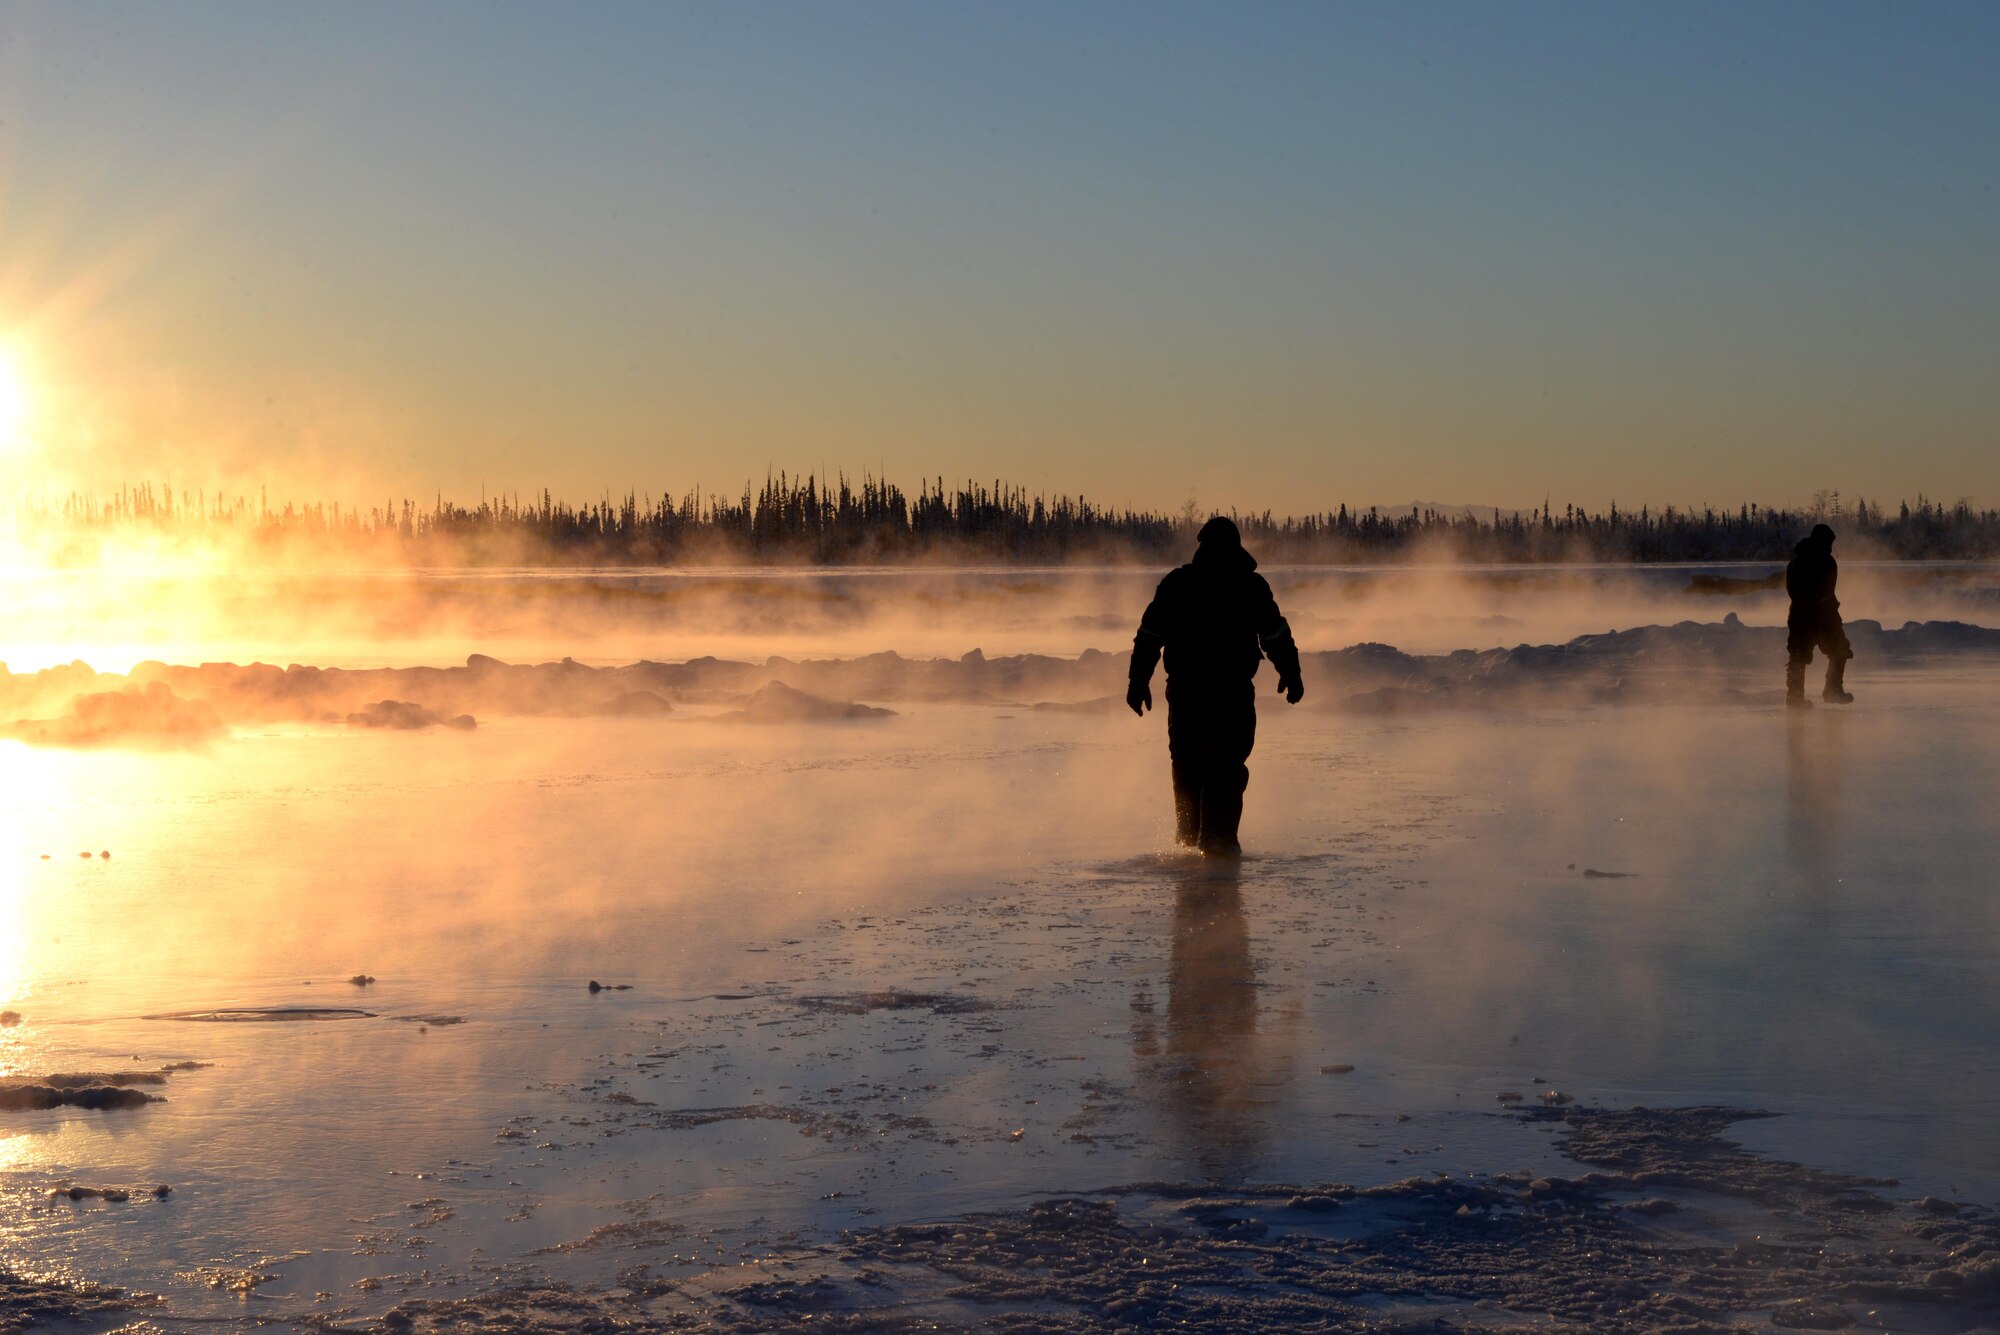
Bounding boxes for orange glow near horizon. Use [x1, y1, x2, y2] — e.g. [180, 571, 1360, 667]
[0, 348, 29, 454]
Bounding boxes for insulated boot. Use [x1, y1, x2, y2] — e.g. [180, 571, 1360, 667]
[1822, 656, 1853, 705]
[1171, 762, 1201, 847]
[1197, 779, 1245, 858]
[1785, 658, 1813, 709]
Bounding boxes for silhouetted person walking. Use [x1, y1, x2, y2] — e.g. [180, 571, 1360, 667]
[1786, 523, 1852, 708]
[1128, 517, 1303, 855]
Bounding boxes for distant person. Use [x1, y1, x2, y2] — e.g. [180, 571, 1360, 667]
[1785, 523, 1852, 707]
[1128, 517, 1303, 855]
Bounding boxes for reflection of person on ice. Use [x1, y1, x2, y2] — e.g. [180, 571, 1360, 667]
[1786, 522, 1853, 708]
[1127, 517, 1304, 856]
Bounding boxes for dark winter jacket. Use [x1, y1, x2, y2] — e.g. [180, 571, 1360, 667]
[1130, 543, 1302, 687]
[1785, 534, 1840, 628]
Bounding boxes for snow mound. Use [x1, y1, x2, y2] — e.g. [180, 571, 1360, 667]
[4, 681, 223, 748]
[719, 681, 895, 724]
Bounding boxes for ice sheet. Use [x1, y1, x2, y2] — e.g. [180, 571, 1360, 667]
[2, 570, 1997, 1328]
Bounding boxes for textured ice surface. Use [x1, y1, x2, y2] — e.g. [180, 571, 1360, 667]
[5, 615, 2000, 747]
[2, 581, 1997, 1328]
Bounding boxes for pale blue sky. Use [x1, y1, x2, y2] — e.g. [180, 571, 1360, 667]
[1, 1, 1994, 511]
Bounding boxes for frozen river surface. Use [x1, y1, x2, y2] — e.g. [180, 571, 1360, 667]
[1, 574, 1998, 1329]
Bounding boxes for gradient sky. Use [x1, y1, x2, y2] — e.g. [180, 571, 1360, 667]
[1, 1, 1995, 513]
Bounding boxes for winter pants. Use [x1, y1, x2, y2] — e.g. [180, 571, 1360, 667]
[1165, 678, 1256, 850]
[1786, 618, 1851, 665]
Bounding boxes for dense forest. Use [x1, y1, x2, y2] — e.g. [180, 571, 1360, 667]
[16, 475, 2000, 565]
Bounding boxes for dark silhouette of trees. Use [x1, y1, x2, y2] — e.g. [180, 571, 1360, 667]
[17, 476, 1999, 566]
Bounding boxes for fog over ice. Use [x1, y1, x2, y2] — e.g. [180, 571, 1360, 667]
[2, 559, 1998, 1331]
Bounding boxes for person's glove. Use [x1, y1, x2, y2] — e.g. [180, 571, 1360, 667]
[1278, 674, 1304, 705]
[1126, 679, 1152, 716]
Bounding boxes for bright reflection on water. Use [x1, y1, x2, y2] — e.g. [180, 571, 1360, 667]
[0, 668, 1995, 1322]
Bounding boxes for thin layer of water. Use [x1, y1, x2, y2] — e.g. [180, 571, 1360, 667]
[2, 672, 1996, 1325]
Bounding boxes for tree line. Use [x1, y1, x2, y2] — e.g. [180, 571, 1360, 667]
[18, 476, 1999, 565]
